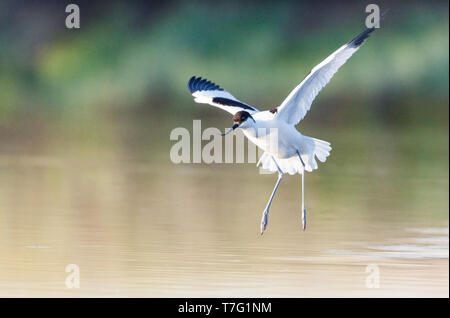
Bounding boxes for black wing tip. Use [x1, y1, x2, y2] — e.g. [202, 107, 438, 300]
[187, 76, 224, 94]
[347, 9, 389, 48]
[348, 27, 375, 48]
[212, 97, 257, 112]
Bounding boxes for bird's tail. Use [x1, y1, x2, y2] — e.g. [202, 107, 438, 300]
[311, 137, 332, 165]
[257, 137, 331, 175]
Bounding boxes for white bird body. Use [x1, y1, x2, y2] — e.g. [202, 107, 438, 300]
[238, 111, 330, 174]
[241, 111, 303, 159]
[187, 27, 376, 233]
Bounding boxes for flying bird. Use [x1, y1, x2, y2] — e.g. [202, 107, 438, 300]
[187, 27, 376, 234]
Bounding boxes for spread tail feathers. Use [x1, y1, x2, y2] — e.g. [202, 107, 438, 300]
[257, 137, 331, 175]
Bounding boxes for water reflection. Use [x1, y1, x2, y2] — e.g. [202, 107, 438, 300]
[328, 227, 449, 259]
[0, 116, 448, 297]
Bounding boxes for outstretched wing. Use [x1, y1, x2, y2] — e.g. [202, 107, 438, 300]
[275, 27, 375, 126]
[187, 76, 258, 115]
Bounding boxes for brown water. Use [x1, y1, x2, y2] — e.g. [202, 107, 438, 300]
[0, 115, 448, 297]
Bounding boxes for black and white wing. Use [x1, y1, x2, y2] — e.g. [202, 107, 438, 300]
[275, 27, 375, 126]
[188, 76, 258, 115]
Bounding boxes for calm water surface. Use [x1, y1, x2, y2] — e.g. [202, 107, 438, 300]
[0, 116, 448, 297]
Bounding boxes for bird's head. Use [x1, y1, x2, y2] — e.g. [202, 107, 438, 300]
[222, 111, 256, 136]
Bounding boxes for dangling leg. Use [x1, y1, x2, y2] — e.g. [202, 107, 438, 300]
[297, 151, 306, 231]
[260, 156, 284, 235]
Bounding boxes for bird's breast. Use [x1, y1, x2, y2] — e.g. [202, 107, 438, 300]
[242, 120, 300, 158]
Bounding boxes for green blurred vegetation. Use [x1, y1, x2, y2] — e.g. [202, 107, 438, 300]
[0, 4, 448, 296]
[0, 1, 448, 130]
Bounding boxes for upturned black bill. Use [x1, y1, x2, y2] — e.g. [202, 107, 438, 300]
[221, 123, 239, 136]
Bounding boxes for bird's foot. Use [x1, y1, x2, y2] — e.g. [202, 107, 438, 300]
[302, 208, 306, 231]
[260, 212, 268, 235]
